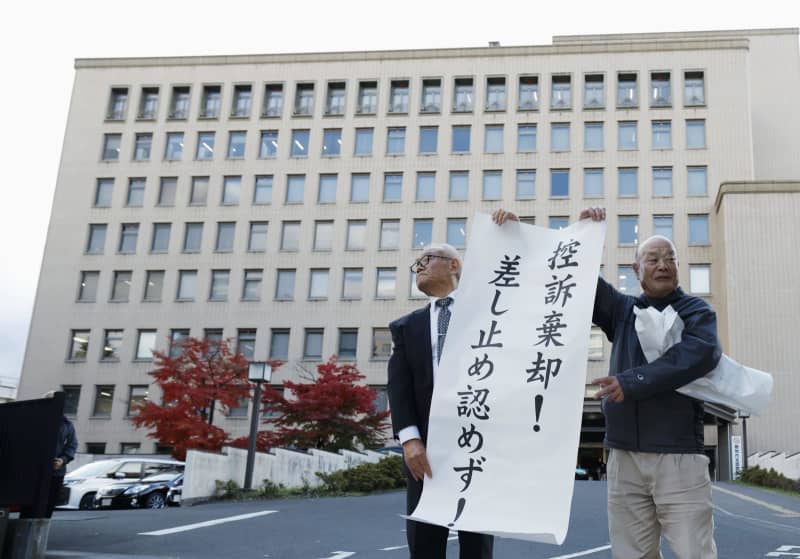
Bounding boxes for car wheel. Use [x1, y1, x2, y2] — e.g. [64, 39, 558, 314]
[79, 492, 97, 510]
[145, 492, 166, 509]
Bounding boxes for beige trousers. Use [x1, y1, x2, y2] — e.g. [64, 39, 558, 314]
[607, 449, 717, 559]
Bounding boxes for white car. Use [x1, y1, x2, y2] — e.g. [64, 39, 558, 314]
[61, 458, 184, 510]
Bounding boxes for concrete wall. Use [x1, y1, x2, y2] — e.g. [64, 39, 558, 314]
[748, 452, 800, 481]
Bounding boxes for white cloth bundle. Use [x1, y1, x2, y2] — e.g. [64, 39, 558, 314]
[633, 305, 773, 415]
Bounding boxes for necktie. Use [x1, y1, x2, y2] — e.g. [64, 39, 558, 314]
[436, 297, 453, 364]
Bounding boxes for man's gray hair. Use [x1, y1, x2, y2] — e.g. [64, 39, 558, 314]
[423, 243, 462, 279]
[634, 235, 678, 263]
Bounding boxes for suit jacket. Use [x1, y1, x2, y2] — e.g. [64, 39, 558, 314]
[387, 304, 434, 443]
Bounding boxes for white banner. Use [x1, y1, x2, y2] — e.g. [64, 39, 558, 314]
[408, 213, 606, 544]
[731, 435, 743, 479]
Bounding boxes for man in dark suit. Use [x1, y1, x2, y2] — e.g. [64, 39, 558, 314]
[388, 243, 494, 559]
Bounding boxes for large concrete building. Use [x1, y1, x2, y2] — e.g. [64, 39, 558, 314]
[19, 28, 800, 478]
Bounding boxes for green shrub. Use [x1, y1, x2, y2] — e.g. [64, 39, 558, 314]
[316, 455, 405, 494]
[739, 466, 800, 493]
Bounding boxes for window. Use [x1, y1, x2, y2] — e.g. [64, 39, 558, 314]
[227, 131, 246, 158]
[133, 133, 152, 161]
[482, 171, 502, 200]
[551, 123, 570, 152]
[294, 83, 314, 116]
[118, 223, 139, 253]
[169, 329, 189, 358]
[110, 271, 132, 302]
[619, 215, 639, 245]
[688, 215, 710, 245]
[518, 75, 539, 110]
[686, 120, 706, 149]
[322, 128, 342, 156]
[350, 174, 370, 202]
[125, 178, 145, 207]
[452, 77, 474, 112]
[618, 121, 637, 150]
[303, 329, 323, 360]
[107, 87, 128, 120]
[589, 326, 604, 360]
[486, 76, 506, 110]
[196, 131, 215, 160]
[449, 171, 469, 201]
[386, 127, 406, 155]
[550, 169, 569, 198]
[617, 73, 638, 107]
[78, 271, 99, 302]
[410, 271, 425, 298]
[169, 86, 190, 119]
[318, 174, 336, 203]
[549, 216, 569, 230]
[177, 270, 197, 301]
[313, 220, 333, 251]
[689, 265, 711, 295]
[231, 84, 252, 117]
[101, 329, 123, 360]
[516, 170, 536, 200]
[354, 128, 373, 155]
[342, 268, 363, 300]
[684, 71, 705, 106]
[452, 125, 471, 153]
[204, 328, 223, 345]
[94, 178, 113, 207]
[270, 329, 290, 360]
[551, 75, 571, 109]
[484, 125, 504, 153]
[259, 130, 278, 158]
[325, 81, 346, 115]
[583, 169, 603, 198]
[652, 167, 673, 197]
[263, 83, 283, 117]
[254, 175, 273, 204]
[92, 386, 114, 417]
[309, 269, 330, 300]
[127, 387, 149, 417]
[280, 221, 300, 251]
[584, 74, 604, 108]
[164, 132, 183, 161]
[618, 168, 638, 198]
[150, 223, 170, 253]
[517, 124, 537, 152]
[135, 331, 156, 361]
[383, 173, 402, 202]
[158, 177, 177, 206]
[388, 79, 409, 113]
[421, 78, 441, 112]
[416, 172, 435, 202]
[200, 85, 221, 118]
[275, 269, 296, 300]
[237, 329, 256, 360]
[222, 176, 241, 205]
[412, 219, 432, 248]
[101, 134, 121, 161]
[291, 129, 309, 157]
[248, 222, 268, 252]
[242, 269, 263, 301]
[380, 219, 400, 250]
[138, 87, 159, 119]
[209, 270, 230, 300]
[376, 268, 397, 299]
[338, 329, 358, 359]
[183, 222, 203, 252]
[653, 215, 673, 240]
[372, 328, 392, 359]
[650, 72, 671, 107]
[86, 224, 107, 254]
[143, 270, 164, 302]
[584, 122, 604, 151]
[346, 220, 366, 250]
[419, 126, 438, 154]
[357, 81, 377, 114]
[687, 166, 708, 197]
[68, 330, 90, 360]
[286, 175, 305, 204]
[618, 265, 640, 295]
[652, 121, 672, 150]
[190, 176, 208, 205]
[447, 218, 467, 248]
[62, 386, 81, 416]
[86, 442, 106, 454]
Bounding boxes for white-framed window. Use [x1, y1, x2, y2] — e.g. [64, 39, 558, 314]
[689, 265, 711, 295]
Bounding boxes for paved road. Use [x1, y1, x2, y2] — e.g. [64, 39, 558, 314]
[44, 482, 800, 558]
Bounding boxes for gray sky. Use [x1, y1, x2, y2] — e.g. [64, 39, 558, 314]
[1, 0, 797, 384]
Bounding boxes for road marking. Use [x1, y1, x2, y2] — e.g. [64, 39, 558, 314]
[547, 545, 612, 558]
[714, 504, 800, 533]
[713, 485, 800, 517]
[318, 553, 355, 559]
[138, 510, 277, 536]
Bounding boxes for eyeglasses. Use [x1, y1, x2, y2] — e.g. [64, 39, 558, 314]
[410, 254, 453, 272]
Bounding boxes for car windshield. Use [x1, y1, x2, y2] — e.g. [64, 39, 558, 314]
[66, 461, 119, 478]
[141, 472, 182, 483]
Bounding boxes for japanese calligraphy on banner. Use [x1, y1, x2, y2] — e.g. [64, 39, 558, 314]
[407, 212, 606, 544]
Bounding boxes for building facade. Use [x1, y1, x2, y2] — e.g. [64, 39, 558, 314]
[19, 28, 799, 474]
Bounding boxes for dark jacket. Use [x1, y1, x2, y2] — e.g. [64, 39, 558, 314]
[54, 416, 78, 477]
[593, 277, 722, 453]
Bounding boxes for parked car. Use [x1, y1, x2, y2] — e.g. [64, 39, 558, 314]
[94, 471, 183, 509]
[575, 467, 590, 480]
[61, 458, 184, 510]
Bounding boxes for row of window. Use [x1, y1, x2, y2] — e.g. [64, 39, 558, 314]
[99, 119, 708, 161]
[104, 71, 706, 121]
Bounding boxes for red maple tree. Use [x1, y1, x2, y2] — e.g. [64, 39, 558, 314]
[132, 337, 252, 460]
